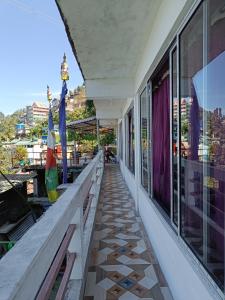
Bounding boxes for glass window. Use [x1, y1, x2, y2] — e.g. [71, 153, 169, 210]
[119, 121, 123, 160]
[126, 107, 135, 174]
[171, 47, 179, 226]
[180, 0, 204, 280]
[140, 88, 150, 192]
[180, 0, 225, 290]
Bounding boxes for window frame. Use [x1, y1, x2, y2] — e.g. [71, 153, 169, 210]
[126, 106, 135, 175]
[140, 87, 151, 193]
[119, 121, 123, 161]
[169, 42, 180, 231]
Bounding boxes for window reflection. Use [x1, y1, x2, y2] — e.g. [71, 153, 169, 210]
[127, 108, 135, 174]
[180, 0, 225, 290]
[140, 88, 149, 192]
[119, 122, 123, 160]
[172, 48, 178, 225]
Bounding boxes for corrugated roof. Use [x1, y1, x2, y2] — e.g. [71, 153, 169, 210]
[0, 172, 37, 194]
[67, 116, 97, 132]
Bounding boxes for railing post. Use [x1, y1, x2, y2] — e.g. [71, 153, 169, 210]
[97, 153, 104, 185]
[89, 152, 104, 208]
[33, 177, 38, 196]
[89, 165, 97, 208]
[68, 202, 84, 279]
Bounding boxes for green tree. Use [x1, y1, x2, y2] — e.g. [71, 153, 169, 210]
[0, 146, 12, 173]
[29, 119, 48, 139]
[67, 107, 86, 122]
[100, 131, 116, 146]
[85, 100, 96, 117]
[0, 109, 25, 142]
[67, 100, 96, 123]
[0, 112, 4, 120]
[14, 146, 28, 166]
[181, 120, 189, 140]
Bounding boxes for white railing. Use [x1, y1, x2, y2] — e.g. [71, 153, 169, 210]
[0, 150, 104, 300]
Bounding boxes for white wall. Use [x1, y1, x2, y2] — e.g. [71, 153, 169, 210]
[86, 78, 134, 100]
[119, 97, 136, 203]
[94, 99, 125, 119]
[123, 164, 136, 199]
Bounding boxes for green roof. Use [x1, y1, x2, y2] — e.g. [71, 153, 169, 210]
[16, 140, 36, 146]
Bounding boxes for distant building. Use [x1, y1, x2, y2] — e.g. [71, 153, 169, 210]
[51, 98, 60, 112]
[74, 85, 86, 108]
[19, 112, 27, 124]
[173, 97, 191, 119]
[66, 85, 86, 112]
[46, 86, 87, 114]
[26, 102, 48, 125]
[15, 123, 25, 137]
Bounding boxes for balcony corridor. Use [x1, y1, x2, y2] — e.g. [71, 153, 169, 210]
[84, 164, 173, 300]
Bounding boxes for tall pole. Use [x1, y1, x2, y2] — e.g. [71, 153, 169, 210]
[60, 54, 69, 183]
[61, 83, 67, 183]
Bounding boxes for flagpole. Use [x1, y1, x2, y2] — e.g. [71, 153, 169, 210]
[59, 54, 69, 184]
[45, 85, 59, 202]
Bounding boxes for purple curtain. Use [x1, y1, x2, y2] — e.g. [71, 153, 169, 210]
[153, 76, 170, 213]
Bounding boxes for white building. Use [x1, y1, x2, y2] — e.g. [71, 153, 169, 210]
[26, 102, 48, 125]
[56, 1, 225, 299]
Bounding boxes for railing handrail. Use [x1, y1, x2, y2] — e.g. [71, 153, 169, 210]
[0, 150, 103, 300]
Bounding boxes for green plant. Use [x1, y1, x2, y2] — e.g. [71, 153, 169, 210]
[100, 131, 116, 146]
[14, 146, 28, 166]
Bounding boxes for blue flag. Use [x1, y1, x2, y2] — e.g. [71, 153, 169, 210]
[59, 81, 68, 183]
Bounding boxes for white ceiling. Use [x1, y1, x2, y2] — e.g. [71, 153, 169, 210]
[56, 0, 162, 80]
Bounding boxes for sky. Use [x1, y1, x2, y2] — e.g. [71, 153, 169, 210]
[0, 0, 83, 115]
[193, 50, 225, 113]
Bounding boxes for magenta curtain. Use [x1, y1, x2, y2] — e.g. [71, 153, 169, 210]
[152, 76, 170, 214]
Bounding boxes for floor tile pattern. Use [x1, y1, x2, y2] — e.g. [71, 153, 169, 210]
[84, 164, 174, 300]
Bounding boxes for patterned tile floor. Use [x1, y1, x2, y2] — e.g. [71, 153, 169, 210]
[84, 164, 174, 300]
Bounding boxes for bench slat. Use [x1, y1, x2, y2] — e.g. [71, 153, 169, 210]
[55, 252, 76, 300]
[36, 224, 76, 300]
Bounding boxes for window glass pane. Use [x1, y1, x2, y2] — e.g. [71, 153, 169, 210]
[148, 82, 152, 195]
[180, 0, 203, 273]
[140, 88, 149, 191]
[127, 107, 135, 174]
[204, 0, 225, 290]
[172, 48, 179, 225]
[180, 0, 225, 290]
[119, 122, 123, 160]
